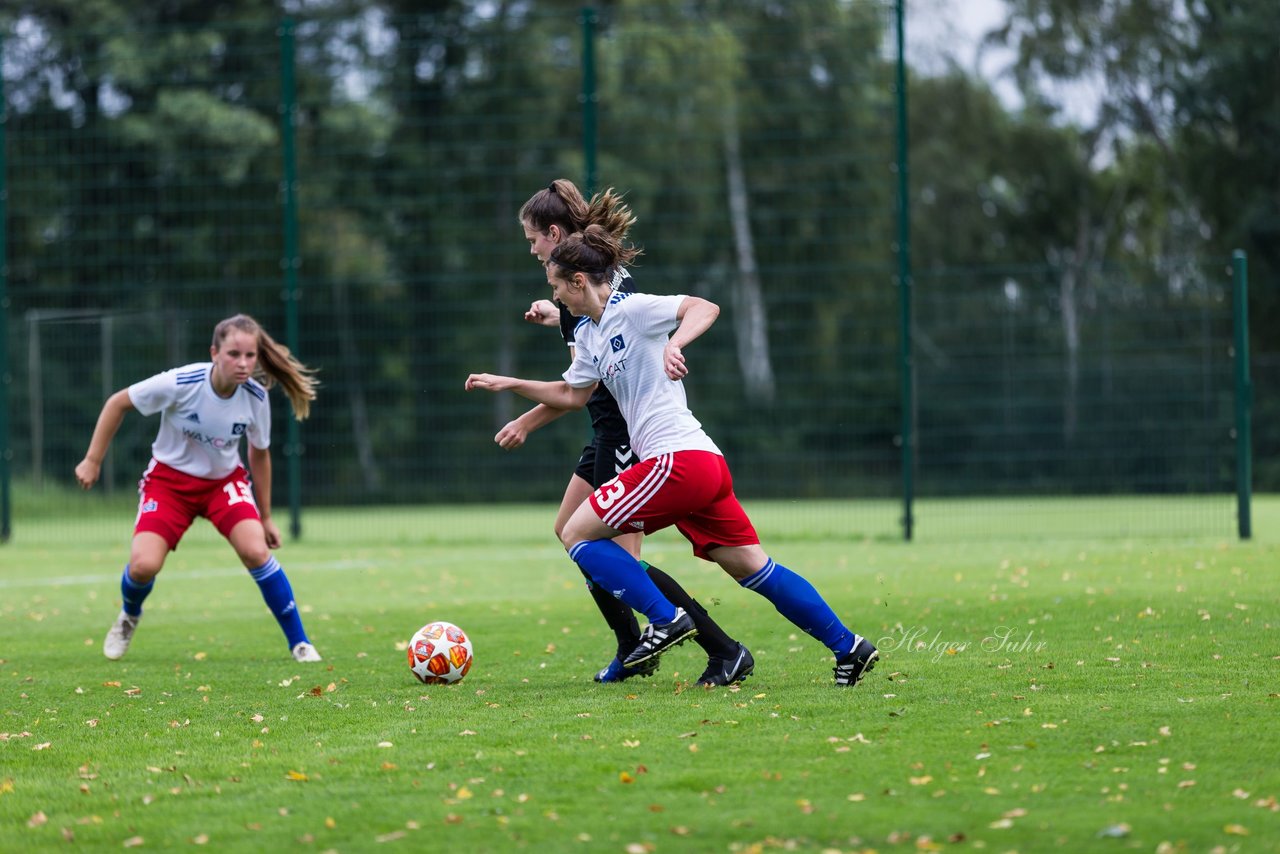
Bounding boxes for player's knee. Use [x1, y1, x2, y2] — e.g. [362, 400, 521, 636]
[126, 559, 162, 584]
[237, 545, 271, 570]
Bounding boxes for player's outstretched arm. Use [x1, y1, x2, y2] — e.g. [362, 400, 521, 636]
[495, 403, 577, 450]
[465, 374, 593, 411]
[75, 389, 136, 490]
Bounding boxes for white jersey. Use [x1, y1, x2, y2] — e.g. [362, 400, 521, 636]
[128, 362, 271, 480]
[563, 292, 721, 460]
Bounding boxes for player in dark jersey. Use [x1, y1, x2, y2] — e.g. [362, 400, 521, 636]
[493, 179, 753, 687]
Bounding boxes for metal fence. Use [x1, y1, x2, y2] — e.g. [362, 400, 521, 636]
[0, 2, 1255, 543]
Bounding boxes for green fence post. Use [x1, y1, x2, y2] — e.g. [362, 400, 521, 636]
[581, 7, 598, 193]
[894, 0, 914, 541]
[280, 18, 303, 540]
[1232, 250, 1251, 539]
[0, 32, 10, 543]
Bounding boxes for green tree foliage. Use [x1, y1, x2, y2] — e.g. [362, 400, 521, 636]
[987, 0, 1278, 488]
[989, 0, 1279, 349]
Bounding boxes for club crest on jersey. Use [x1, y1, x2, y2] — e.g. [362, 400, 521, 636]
[610, 334, 626, 352]
[141, 500, 158, 513]
[231, 423, 247, 435]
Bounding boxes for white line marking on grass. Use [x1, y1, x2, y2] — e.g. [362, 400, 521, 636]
[0, 559, 388, 590]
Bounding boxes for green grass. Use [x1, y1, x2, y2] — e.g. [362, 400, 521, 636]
[2, 498, 1278, 852]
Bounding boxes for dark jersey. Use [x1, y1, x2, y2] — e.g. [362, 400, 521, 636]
[558, 267, 633, 442]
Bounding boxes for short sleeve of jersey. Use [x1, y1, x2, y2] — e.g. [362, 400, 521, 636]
[247, 383, 271, 450]
[128, 369, 181, 416]
[625, 293, 684, 336]
[563, 329, 599, 388]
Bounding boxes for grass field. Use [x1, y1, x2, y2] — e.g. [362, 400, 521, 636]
[2, 497, 1278, 852]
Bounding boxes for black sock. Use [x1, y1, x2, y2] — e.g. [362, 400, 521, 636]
[645, 563, 738, 658]
[580, 566, 641, 659]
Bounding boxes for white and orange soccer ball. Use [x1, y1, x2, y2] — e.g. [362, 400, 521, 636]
[407, 621, 474, 684]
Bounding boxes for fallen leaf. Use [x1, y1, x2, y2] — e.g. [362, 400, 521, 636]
[1097, 823, 1131, 838]
[123, 836, 144, 847]
[620, 772, 635, 784]
[27, 812, 48, 828]
[285, 770, 309, 782]
[1224, 824, 1249, 836]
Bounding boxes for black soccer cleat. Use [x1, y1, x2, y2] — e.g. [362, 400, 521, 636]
[833, 636, 879, 686]
[622, 608, 698, 669]
[696, 642, 755, 687]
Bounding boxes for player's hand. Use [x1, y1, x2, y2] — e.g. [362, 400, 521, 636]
[74, 459, 101, 490]
[663, 343, 688, 380]
[465, 373, 513, 392]
[262, 518, 283, 549]
[495, 419, 528, 450]
[523, 300, 560, 327]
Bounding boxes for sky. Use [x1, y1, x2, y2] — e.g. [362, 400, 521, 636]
[904, 0, 1101, 125]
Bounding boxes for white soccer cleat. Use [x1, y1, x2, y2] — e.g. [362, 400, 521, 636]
[291, 641, 323, 663]
[103, 610, 141, 660]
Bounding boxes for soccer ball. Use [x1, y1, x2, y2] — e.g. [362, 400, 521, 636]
[407, 621, 474, 684]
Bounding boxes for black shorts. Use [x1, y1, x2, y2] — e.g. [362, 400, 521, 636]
[575, 437, 640, 488]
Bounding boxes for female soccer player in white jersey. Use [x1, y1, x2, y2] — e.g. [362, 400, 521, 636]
[466, 226, 878, 687]
[74, 314, 323, 664]
[493, 180, 753, 688]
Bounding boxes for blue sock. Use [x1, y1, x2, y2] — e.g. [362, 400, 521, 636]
[249, 557, 309, 649]
[569, 540, 678, 624]
[739, 559, 856, 657]
[120, 565, 154, 617]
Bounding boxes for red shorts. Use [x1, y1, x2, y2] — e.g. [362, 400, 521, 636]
[134, 460, 262, 549]
[588, 450, 759, 561]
